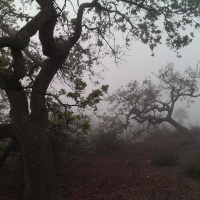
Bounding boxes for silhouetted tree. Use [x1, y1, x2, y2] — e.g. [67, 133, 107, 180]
[100, 63, 200, 143]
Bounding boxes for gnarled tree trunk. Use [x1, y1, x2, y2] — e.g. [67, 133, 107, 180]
[15, 122, 61, 200]
[5, 87, 63, 199]
[167, 118, 197, 144]
[0, 0, 100, 198]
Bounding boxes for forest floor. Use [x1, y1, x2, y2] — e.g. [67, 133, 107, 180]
[1, 134, 200, 200]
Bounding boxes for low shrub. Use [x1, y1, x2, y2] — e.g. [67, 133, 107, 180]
[183, 154, 200, 178]
[151, 149, 179, 166]
[190, 126, 200, 137]
[49, 130, 94, 170]
[180, 138, 191, 146]
[90, 131, 123, 154]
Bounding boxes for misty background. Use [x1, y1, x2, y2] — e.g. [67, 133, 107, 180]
[91, 30, 200, 128]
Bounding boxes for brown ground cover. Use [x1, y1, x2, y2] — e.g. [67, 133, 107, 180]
[1, 135, 200, 200]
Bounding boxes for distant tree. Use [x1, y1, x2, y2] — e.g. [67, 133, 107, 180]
[1, 0, 200, 199]
[99, 63, 200, 144]
[174, 107, 189, 125]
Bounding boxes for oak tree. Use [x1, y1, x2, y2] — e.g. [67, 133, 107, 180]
[1, 0, 200, 199]
[101, 63, 200, 143]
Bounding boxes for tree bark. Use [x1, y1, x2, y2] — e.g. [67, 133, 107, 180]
[5, 87, 63, 199]
[15, 121, 62, 200]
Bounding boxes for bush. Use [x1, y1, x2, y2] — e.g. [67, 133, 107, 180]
[183, 154, 200, 178]
[90, 131, 123, 154]
[48, 130, 93, 170]
[180, 138, 191, 146]
[151, 149, 179, 166]
[190, 126, 200, 137]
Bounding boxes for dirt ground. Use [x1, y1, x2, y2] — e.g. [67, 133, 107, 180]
[1, 136, 200, 200]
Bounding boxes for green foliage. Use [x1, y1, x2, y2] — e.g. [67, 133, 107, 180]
[101, 84, 109, 93]
[49, 102, 91, 134]
[49, 129, 94, 170]
[151, 149, 179, 166]
[183, 154, 200, 178]
[47, 102, 94, 168]
[81, 121, 90, 134]
[0, 138, 9, 152]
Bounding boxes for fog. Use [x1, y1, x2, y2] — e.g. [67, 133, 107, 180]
[92, 33, 200, 128]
